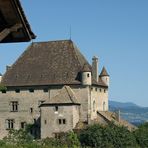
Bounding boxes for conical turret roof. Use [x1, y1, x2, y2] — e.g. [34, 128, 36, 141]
[81, 63, 91, 72]
[100, 67, 109, 77]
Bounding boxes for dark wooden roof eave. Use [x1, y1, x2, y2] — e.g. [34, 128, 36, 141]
[0, 0, 36, 43]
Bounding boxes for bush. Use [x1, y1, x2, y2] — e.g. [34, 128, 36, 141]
[3, 129, 33, 145]
[79, 123, 138, 148]
[134, 122, 148, 147]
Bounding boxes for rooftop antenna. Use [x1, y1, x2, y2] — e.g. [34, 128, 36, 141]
[69, 25, 72, 40]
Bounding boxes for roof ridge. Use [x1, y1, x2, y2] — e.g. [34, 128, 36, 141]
[32, 39, 72, 44]
[71, 42, 82, 68]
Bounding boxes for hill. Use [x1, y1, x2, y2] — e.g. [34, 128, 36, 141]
[109, 100, 148, 125]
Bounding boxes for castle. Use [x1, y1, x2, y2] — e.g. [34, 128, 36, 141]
[0, 40, 136, 139]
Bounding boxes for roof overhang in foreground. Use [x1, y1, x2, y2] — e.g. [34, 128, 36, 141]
[0, 0, 36, 43]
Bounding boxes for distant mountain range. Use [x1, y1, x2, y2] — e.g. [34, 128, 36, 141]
[109, 100, 148, 125]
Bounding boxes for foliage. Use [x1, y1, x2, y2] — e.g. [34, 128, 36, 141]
[0, 84, 7, 91]
[79, 123, 138, 148]
[134, 122, 148, 148]
[1, 123, 148, 147]
[3, 129, 33, 145]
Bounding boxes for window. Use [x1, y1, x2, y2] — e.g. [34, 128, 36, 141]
[55, 106, 58, 111]
[58, 119, 66, 125]
[30, 108, 33, 113]
[104, 89, 106, 93]
[100, 88, 102, 92]
[44, 120, 47, 124]
[87, 73, 90, 77]
[58, 119, 62, 124]
[95, 88, 97, 91]
[43, 89, 48, 92]
[6, 119, 14, 129]
[63, 119, 66, 124]
[15, 89, 20, 93]
[29, 89, 34, 93]
[10, 101, 18, 112]
[21, 122, 26, 129]
[34, 119, 36, 124]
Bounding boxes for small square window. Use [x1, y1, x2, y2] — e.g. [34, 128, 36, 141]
[15, 89, 20, 93]
[44, 120, 47, 124]
[59, 119, 62, 124]
[55, 106, 58, 111]
[29, 89, 34, 93]
[21, 122, 26, 129]
[63, 119, 66, 124]
[43, 89, 48, 92]
[30, 108, 33, 113]
[87, 73, 90, 77]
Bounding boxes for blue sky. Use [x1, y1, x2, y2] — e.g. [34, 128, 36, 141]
[0, 0, 148, 106]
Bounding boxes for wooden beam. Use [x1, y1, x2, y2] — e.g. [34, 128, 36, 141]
[0, 23, 22, 41]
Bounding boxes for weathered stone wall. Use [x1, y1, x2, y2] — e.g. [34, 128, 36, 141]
[0, 89, 49, 139]
[40, 105, 80, 138]
[98, 88, 108, 111]
[72, 86, 89, 122]
[90, 86, 108, 120]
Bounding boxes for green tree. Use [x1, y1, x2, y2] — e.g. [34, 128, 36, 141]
[65, 131, 80, 148]
[134, 122, 148, 147]
[0, 84, 6, 91]
[3, 129, 33, 145]
[79, 123, 137, 148]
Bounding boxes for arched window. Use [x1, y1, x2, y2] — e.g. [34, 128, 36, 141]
[93, 101, 95, 112]
[103, 101, 106, 111]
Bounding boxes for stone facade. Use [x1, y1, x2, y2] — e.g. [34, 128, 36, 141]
[40, 105, 80, 138]
[0, 40, 110, 139]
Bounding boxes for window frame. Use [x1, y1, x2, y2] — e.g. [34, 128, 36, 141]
[10, 101, 18, 112]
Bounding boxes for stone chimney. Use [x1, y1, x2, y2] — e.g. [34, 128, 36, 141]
[92, 56, 98, 82]
[6, 65, 11, 71]
[116, 110, 120, 122]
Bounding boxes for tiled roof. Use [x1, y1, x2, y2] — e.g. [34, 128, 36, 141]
[100, 67, 109, 77]
[97, 111, 137, 131]
[1, 40, 107, 87]
[40, 85, 80, 105]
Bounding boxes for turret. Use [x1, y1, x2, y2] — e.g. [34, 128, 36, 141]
[0, 73, 2, 83]
[100, 67, 109, 86]
[81, 63, 92, 85]
[92, 56, 98, 82]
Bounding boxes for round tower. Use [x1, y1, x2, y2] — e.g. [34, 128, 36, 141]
[100, 66, 109, 86]
[81, 64, 92, 85]
[0, 73, 2, 83]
